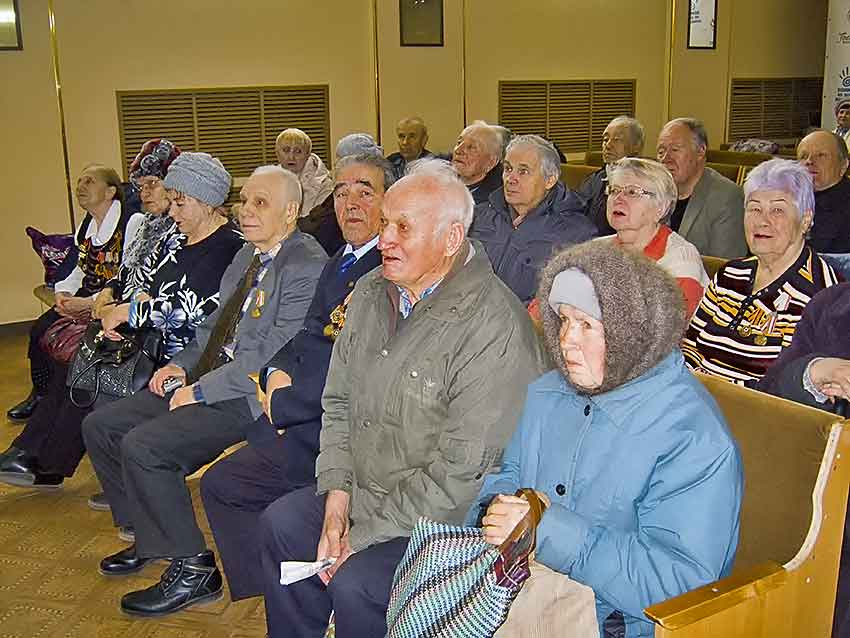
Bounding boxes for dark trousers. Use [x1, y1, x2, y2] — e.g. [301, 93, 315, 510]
[12, 361, 92, 476]
[81, 388, 252, 559]
[28, 308, 61, 393]
[259, 486, 408, 638]
[200, 434, 313, 600]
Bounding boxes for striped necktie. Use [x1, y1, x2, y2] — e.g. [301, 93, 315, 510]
[189, 254, 262, 382]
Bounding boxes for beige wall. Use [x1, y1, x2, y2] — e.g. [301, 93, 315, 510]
[465, 0, 672, 153]
[0, 0, 68, 324]
[376, 0, 464, 155]
[0, 0, 831, 324]
[55, 0, 376, 189]
[669, 0, 827, 148]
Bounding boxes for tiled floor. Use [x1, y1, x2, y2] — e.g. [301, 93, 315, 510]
[0, 327, 267, 638]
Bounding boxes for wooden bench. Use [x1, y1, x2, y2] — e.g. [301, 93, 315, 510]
[646, 374, 850, 637]
[560, 163, 598, 190]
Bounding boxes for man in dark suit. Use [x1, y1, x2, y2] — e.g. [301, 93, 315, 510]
[199, 153, 392, 602]
[81, 165, 327, 616]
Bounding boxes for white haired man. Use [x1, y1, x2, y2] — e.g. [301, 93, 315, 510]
[577, 115, 646, 235]
[257, 159, 544, 638]
[657, 117, 746, 259]
[451, 121, 504, 204]
[470, 134, 597, 305]
[82, 165, 327, 616]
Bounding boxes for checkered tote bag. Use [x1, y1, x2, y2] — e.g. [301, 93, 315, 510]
[385, 489, 546, 638]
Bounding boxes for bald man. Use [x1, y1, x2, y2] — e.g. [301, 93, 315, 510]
[387, 116, 432, 178]
[83, 165, 327, 617]
[797, 130, 850, 253]
[257, 159, 543, 638]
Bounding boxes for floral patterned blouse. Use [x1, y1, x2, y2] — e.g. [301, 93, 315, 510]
[129, 222, 244, 360]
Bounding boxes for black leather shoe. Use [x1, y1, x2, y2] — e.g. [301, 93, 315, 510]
[0, 447, 37, 486]
[100, 544, 151, 576]
[7, 389, 43, 422]
[0, 448, 63, 489]
[120, 551, 223, 616]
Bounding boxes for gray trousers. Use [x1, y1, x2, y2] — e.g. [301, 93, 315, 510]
[81, 388, 252, 560]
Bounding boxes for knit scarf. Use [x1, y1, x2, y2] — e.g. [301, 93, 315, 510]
[122, 213, 175, 271]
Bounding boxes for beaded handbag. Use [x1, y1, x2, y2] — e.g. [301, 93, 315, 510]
[385, 489, 545, 638]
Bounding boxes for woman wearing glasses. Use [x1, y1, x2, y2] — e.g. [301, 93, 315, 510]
[597, 157, 708, 317]
[682, 159, 838, 386]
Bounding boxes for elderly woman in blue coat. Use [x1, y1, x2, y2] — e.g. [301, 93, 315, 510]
[467, 241, 743, 638]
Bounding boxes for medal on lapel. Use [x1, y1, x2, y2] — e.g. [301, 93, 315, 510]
[251, 290, 266, 318]
[323, 292, 354, 340]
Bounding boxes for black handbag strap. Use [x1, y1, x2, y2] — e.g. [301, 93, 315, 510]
[69, 357, 104, 408]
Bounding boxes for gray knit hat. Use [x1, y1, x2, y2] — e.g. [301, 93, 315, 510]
[335, 133, 384, 159]
[537, 241, 687, 395]
[163, 152, 232, 207]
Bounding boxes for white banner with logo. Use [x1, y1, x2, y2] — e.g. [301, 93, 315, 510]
[823, 0, 850, 129]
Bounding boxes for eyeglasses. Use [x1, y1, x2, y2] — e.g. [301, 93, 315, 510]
[133, 176, 162, 191]
[605, 184, 656, 199]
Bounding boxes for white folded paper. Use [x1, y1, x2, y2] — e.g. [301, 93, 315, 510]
[279, 557, 337, 586]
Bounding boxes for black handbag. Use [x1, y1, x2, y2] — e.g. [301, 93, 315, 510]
[67, 320, 163, 408]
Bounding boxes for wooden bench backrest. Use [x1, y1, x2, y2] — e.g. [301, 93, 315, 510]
[706, 162, 742, 184]
[585, 151, 604, 167]
[701, 255, 725, 279]
[561, 163, 598, 190]
[697, 373, 838, 571]
[706, 150, 774, 166]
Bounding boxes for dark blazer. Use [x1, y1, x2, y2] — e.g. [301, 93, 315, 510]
[255, 245, 382, 483]
[170, 230, 327, 418]
[468, 163, 504, 205]
[758, 282, 850, 411]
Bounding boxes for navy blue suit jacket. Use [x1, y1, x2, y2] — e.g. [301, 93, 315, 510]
[248, 244, 383, 483]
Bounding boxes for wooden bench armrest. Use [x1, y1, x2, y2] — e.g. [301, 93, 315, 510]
[34, 284, 55, 307]
[644, 561, 787, 630]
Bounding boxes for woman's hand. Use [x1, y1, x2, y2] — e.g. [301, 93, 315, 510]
[811, 357, 850, 401]
[91, 288, 114, 319]
[56, 295, 94, 320]
[482, 494, 531, 545]
[101, 304, 130, 340]
[149, 364, 186, 396]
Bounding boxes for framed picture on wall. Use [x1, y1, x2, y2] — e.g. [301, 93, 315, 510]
[687, 0, 717, 50]
[400, 0, 444, 47]
[0, 0, 23, 50]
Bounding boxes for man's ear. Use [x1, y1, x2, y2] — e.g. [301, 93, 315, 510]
[696, 144, 707, 161]
[444, 222, 465, 257]
[543, 174, 558, 190]
[285, 200, 300, 224]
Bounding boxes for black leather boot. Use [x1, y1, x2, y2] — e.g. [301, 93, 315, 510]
[120, 550, 223, 616]
[7, 389, 43, 422]
[100, 544, 151, 576]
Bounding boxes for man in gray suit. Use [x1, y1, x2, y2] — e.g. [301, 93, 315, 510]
[657, 117, 746, 259]
[81, 165, 326, 617]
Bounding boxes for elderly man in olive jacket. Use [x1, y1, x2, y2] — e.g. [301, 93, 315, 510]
[258, 159, 545, 638]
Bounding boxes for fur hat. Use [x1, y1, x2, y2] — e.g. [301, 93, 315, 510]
[128, 138, 181, 185]
[537, 241, 687, 395]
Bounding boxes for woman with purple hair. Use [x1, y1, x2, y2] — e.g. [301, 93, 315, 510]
[681, 158, 839, 386]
